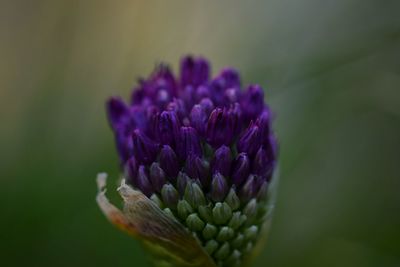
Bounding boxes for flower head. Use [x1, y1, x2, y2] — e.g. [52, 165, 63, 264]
[98, 55, 278, 267]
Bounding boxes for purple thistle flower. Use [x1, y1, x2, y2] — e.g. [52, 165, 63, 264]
[102, 55, 279, 267]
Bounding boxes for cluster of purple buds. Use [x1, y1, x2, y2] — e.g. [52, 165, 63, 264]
[106, 56, 278, 266]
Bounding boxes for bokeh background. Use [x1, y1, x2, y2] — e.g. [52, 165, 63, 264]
[1, 0, 399, 266]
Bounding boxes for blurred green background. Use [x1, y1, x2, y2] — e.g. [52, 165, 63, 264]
[1, 0, 399, 266]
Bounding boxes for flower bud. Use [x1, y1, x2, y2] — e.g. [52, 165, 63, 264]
[124, 156, 138, 186]
[177, 200, 193, 220]
[244, 242, 254, 254]
[243, 199, 258, 220]
[211, 145, 232, 177]
[231, 233, 244, 249]
[195, 85, 210, 102]
[136, 165, 153, 197]
[157, 111, 180, 146]
[180, 56, 209, 87]
[181, 85, 196, 110]
[202, 223, 218, 240]
[176, 127, 202, 160]
[159, 145, 179, 180]
[155, 88, 172, 110]
[244, 225, 258, 241]
[185, 154, 210, 187]
[190, 104, 208, 137]
[199, 98, 214, 116]
[131, 129, 159, 164]
[216, 226, 235, 242]
[210, 172, 229, 202]
[228, 103, 243, 136]
[161, 183, 179, 209]
[204, 240, 219, 255]
[166, 98, 187, 121]
[225, 188, 240, 211]
[231, 153, 250, 186]
[219, 68, 241, 89]
[162, 207, 175, 219]
[114, 132, 133, 163]
[149, 162, 167, 192]
[212, 202, 232, 225]
[214, 242, 230, 260]
[184, 182, 206, 209]
[257, 109, 272, 140]
[130, 106, 147, 131]
[253, 147, 272, 177]
[186, 213, 205, 232]
[228, 212, 247, 230]
[144, 105, 159, 139]
[176, 172, 190, 195]
[237, 122, 261, 157]
[224, 88, 240, 104]
[257, 180, 269, 200]
[263, 134, 278, 181]
[206, 108, 233, 148]
[150, 194, 163, 208]
[198, 205, 214, 223]
[106, 97, 129, 127]
[241, 84, 264, 120]
[148, 64, 177, 100]
[209, 76, 226, 106]
[239, 174, 257, 202]
[225, 250, 241, 266]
